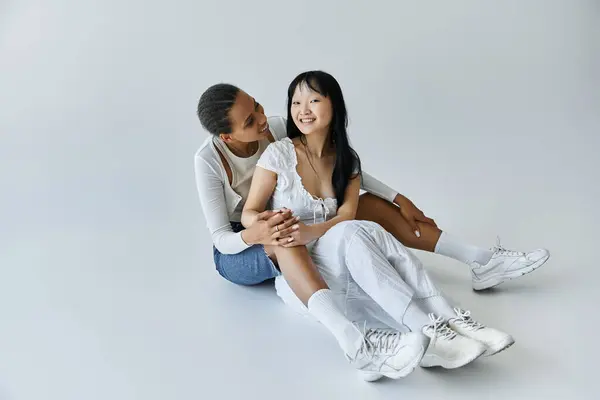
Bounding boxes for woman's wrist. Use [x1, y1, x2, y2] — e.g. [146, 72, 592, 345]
[308, 223, 326, 240]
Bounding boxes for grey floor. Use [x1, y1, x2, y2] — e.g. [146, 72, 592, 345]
[1, 218, 595, 400]
[1, 1, 598, 399]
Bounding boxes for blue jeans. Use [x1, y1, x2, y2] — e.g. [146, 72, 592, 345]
[213, 222, 281, 285]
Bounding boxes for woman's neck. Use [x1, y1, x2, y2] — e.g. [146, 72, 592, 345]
[303, 131, 331, 158]
[224, 139, 258, 158]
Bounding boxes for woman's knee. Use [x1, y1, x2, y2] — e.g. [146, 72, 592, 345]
[337, 221, 381, 251]
[272, 245, 314, 274]
[358, 192, 379, 207]
[263, 244, 277, 262]
[347, 220, 385, 237]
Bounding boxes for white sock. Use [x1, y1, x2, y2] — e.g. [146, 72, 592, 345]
[307, 289, 363, 356]
[402, 300, 432, 332]
[434, 231, 493, 265]
[418, 295, 456, 321]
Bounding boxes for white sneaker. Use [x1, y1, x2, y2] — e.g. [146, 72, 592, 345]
[448, 308, 515, 356]
[420, 314, 486, 369]
[348, 328, 426, 382]
[471, 238, 550, 291]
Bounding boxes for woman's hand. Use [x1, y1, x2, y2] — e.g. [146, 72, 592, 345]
[394, 194, 437, 237]
[243, 209, 300, 246]
[280, 221, 321, 247]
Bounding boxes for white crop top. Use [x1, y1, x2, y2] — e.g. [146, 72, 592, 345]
[256, 138, 338, 227]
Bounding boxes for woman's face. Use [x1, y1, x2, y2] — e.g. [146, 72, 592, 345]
[290, 83, 333, 136]
[222, 90, 269, 143]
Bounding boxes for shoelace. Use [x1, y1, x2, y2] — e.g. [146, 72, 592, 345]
[364, 328, 402, 353]
[427, 313, 457, 340]
[492, 237, 525, 257]
[452, 308, 485, 331]
[353, 324, 401, 361]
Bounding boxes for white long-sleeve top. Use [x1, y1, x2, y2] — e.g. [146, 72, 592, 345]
[194, 116, 398, 254]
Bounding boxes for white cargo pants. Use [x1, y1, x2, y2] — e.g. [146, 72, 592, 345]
[274, 220, 443, 331]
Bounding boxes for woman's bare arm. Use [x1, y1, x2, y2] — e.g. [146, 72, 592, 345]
[241, 166, 278, 227]
[243, 166, 329, 305]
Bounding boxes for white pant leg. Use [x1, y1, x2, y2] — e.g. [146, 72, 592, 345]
[273, 220, 450, 330]
[333, 221, 418, 324]
[347, 221, 442, 299]
[345, 221, 457, 320]
[275, 221, 407, 331]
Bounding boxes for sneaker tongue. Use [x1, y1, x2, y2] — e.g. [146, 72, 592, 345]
[424, 320, 456, 340]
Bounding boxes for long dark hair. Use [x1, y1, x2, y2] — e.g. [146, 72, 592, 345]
[286, 71, 361, 205]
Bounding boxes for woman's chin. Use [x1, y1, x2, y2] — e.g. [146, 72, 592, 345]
[297, 126, 326, 136]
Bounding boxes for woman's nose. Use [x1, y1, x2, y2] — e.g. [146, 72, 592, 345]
[257, 112, 267, 125]
[300, 104, 310, 114]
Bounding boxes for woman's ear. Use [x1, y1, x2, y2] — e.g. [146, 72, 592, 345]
[219, 133, 232, 142]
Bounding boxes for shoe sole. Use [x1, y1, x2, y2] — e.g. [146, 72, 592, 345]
[419, 346, 486, 369]
[472, 254, 550, 291]
[359, 345, 425, 382]
[483, 336, 515, 357]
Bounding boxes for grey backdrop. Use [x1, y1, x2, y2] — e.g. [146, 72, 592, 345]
[1, 1, 598, 399]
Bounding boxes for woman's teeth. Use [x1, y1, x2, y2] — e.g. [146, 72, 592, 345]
[300, 118, 315, 123]
[260, 124, 269, 132]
